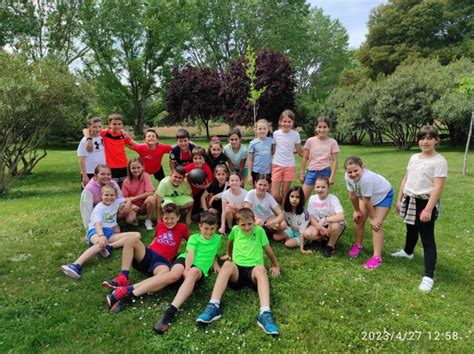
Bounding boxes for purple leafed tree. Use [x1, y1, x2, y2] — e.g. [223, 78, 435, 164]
[166, 65, 223, 139]
[222, 49, 295, 131]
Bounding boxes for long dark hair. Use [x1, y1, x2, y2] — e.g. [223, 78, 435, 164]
[284, 186, 305, 214]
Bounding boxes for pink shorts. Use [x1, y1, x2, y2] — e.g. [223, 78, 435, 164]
[271, 165, 295, 182]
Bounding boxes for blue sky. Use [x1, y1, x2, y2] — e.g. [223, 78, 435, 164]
[307, 0, 387, 48]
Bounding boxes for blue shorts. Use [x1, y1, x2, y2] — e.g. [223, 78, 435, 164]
[86, 227, 114, 246]
[375, 188, 394, 208]
[284, 228, 301, 246]
[304, 167, 331, 186]
[132, 248, 170, 275]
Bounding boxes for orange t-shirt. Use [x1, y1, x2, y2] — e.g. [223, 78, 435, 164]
[100, 130, 131, 168]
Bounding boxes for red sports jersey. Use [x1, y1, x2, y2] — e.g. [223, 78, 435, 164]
[149, 222, 189, 263]
[100, 130, 131, 168]
[131, 144, 172, 174]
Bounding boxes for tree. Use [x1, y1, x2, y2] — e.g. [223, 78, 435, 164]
[373, 60, 443, 150]
[80, 0, 189, 135]
[244, 45, 266, 130]
[0, 53, 84, 193]
[166, 65, 223, 140]
[0, 1, 87, 65]
[359, 0, 474, 78]
[458, 75, 474, 175]
[222, 49, 295, 130]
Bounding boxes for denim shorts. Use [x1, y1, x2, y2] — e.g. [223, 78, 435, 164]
[86, 227, 114, 246]
[304, 167, 331, 186]
[284, 228, 301, 246]
[375, 188, 394, 208]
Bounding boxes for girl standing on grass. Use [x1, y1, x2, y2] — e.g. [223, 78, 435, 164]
[207, 138, 228, 173]
[299, 117, 340, 201]
[244, 174, 286, 238]
[218, 172, 247, 234]
[121, 157, 156, 230]
[201, 164, 229, 218]
[271, 110, 303, 203]
[224, 128, 248, 187]
[273, 186, 310, 250]
[301, 177, 346, 257]
[344, 156, 393, 269]
[247, 119, 273, 186]
[391, 126, 447, 292]
[62, 184, 140, 279]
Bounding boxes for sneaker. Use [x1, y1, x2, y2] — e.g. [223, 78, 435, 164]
[419, 276, 434, 292]
[144, 219, 154, 231]
[323, 245, 335, 258]
[257, 311, 280, 336]
[320, 237, 329, 248]
[100, 245, 113, 258]
[364, 256, 383, 270]
[103, 273, 130, 289]
[154, 312, 175, 334]
[391, 249, 414, 260]
[61, 263, 81, 279]
[106, 286, 129, 309]
[109, 295, 134, 314]
[196, 303, 221, 324]
[348, 243, 363, 258]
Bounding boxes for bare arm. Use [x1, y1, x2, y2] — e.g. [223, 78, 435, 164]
[329, 152, 339, 185]
[266, 205, 285, 228]
[299, 148, 309, 183]
[396, 173, 408, 213]
[82, 128, 93, 153]
[184, 249, 195, 276]
[79, 157, 89, 185]
[295, 143, 303, 157]
[421, 177, 446, 222]
[263, 244, 280, 277]
[201, 190, 210, 210]
[247, 152, 254, 184]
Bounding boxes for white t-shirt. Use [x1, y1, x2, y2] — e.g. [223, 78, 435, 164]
[77, 136, 106, 174]
[404, 153, 448, 195]
[272, 129, 301, 167]
[284, 209, 310, 233]
[345, 169, 392, 206]
[307, 194, 345, 225]
[222, 188, 248, 208]
[244, 189, 278, 221]
[88, 196, 125, 230]
[223, 144, 248, 170]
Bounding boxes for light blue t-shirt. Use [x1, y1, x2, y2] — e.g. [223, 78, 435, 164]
[223, 143, 248, 171]
[248, 137, 273, 174]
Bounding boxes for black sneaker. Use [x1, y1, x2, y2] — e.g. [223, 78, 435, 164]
[320, 237, 329, 248]
[154, 312, 174, 334]
[109, 293, 133, 314]
[323, 245, 335, 258]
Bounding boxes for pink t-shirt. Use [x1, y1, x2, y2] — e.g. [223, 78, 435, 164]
[304, 137, 340, 171]
[121, 172, 154, 207]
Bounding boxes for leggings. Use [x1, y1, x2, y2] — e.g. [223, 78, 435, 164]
[403, 197, 437, 278]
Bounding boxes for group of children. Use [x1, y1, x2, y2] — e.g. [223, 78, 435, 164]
[65, 110, 448, 336]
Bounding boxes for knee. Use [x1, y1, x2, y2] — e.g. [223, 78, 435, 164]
[168, 269, 183, 283]
[188, 267, 202, 280]
[222, 261, 235, 272]
[125, 233, 141, 245]
[253, 265, 267, 277]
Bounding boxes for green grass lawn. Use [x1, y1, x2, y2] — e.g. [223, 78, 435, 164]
[0, 142, 472, 352]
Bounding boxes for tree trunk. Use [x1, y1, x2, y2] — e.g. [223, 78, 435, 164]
[134, 100, 145, 137]
[203, 118, 210, 140]
[463, 112, 474, 176]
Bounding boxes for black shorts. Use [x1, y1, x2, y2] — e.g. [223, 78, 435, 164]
[228, 265, 257, 290]
[153, 167, 165, 181]
[111, 167, 128, 186]
[171, 258, 205, 286]
[132, 248, 170, 275]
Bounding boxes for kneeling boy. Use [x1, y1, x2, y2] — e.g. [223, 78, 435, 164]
[155, 212, 222, 334]
[196, 208, 281, 335]
[104, 203, 189, 313]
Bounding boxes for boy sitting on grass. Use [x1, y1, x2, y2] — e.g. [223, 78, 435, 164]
[196, 208, 281, 336]
[154, 211, 222, 334]
[103, 203, 189, 313]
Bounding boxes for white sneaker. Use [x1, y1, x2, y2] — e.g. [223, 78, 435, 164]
[391, 249, 414, 260]
[144, 219, 153, 231]
[419, 276, 434, 292]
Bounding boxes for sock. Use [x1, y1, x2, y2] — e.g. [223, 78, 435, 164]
[260, 306, 270, 315]
[121, 270, 129, 279]
[166, 304, 178, 316]
[126, 285, 134, 294]
[210, 299, 220, 307]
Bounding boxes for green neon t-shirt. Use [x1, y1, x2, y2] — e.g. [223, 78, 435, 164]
[178, 233, 221, 276]
[228, 225, 268, 267]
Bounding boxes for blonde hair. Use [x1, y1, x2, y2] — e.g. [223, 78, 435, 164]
[101, 184, 117, 196]
[108, 113, 123, 123]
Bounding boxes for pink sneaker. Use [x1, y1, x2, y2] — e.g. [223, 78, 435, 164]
[348, 244, 363, 258]
[364, 256, 383, 270]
